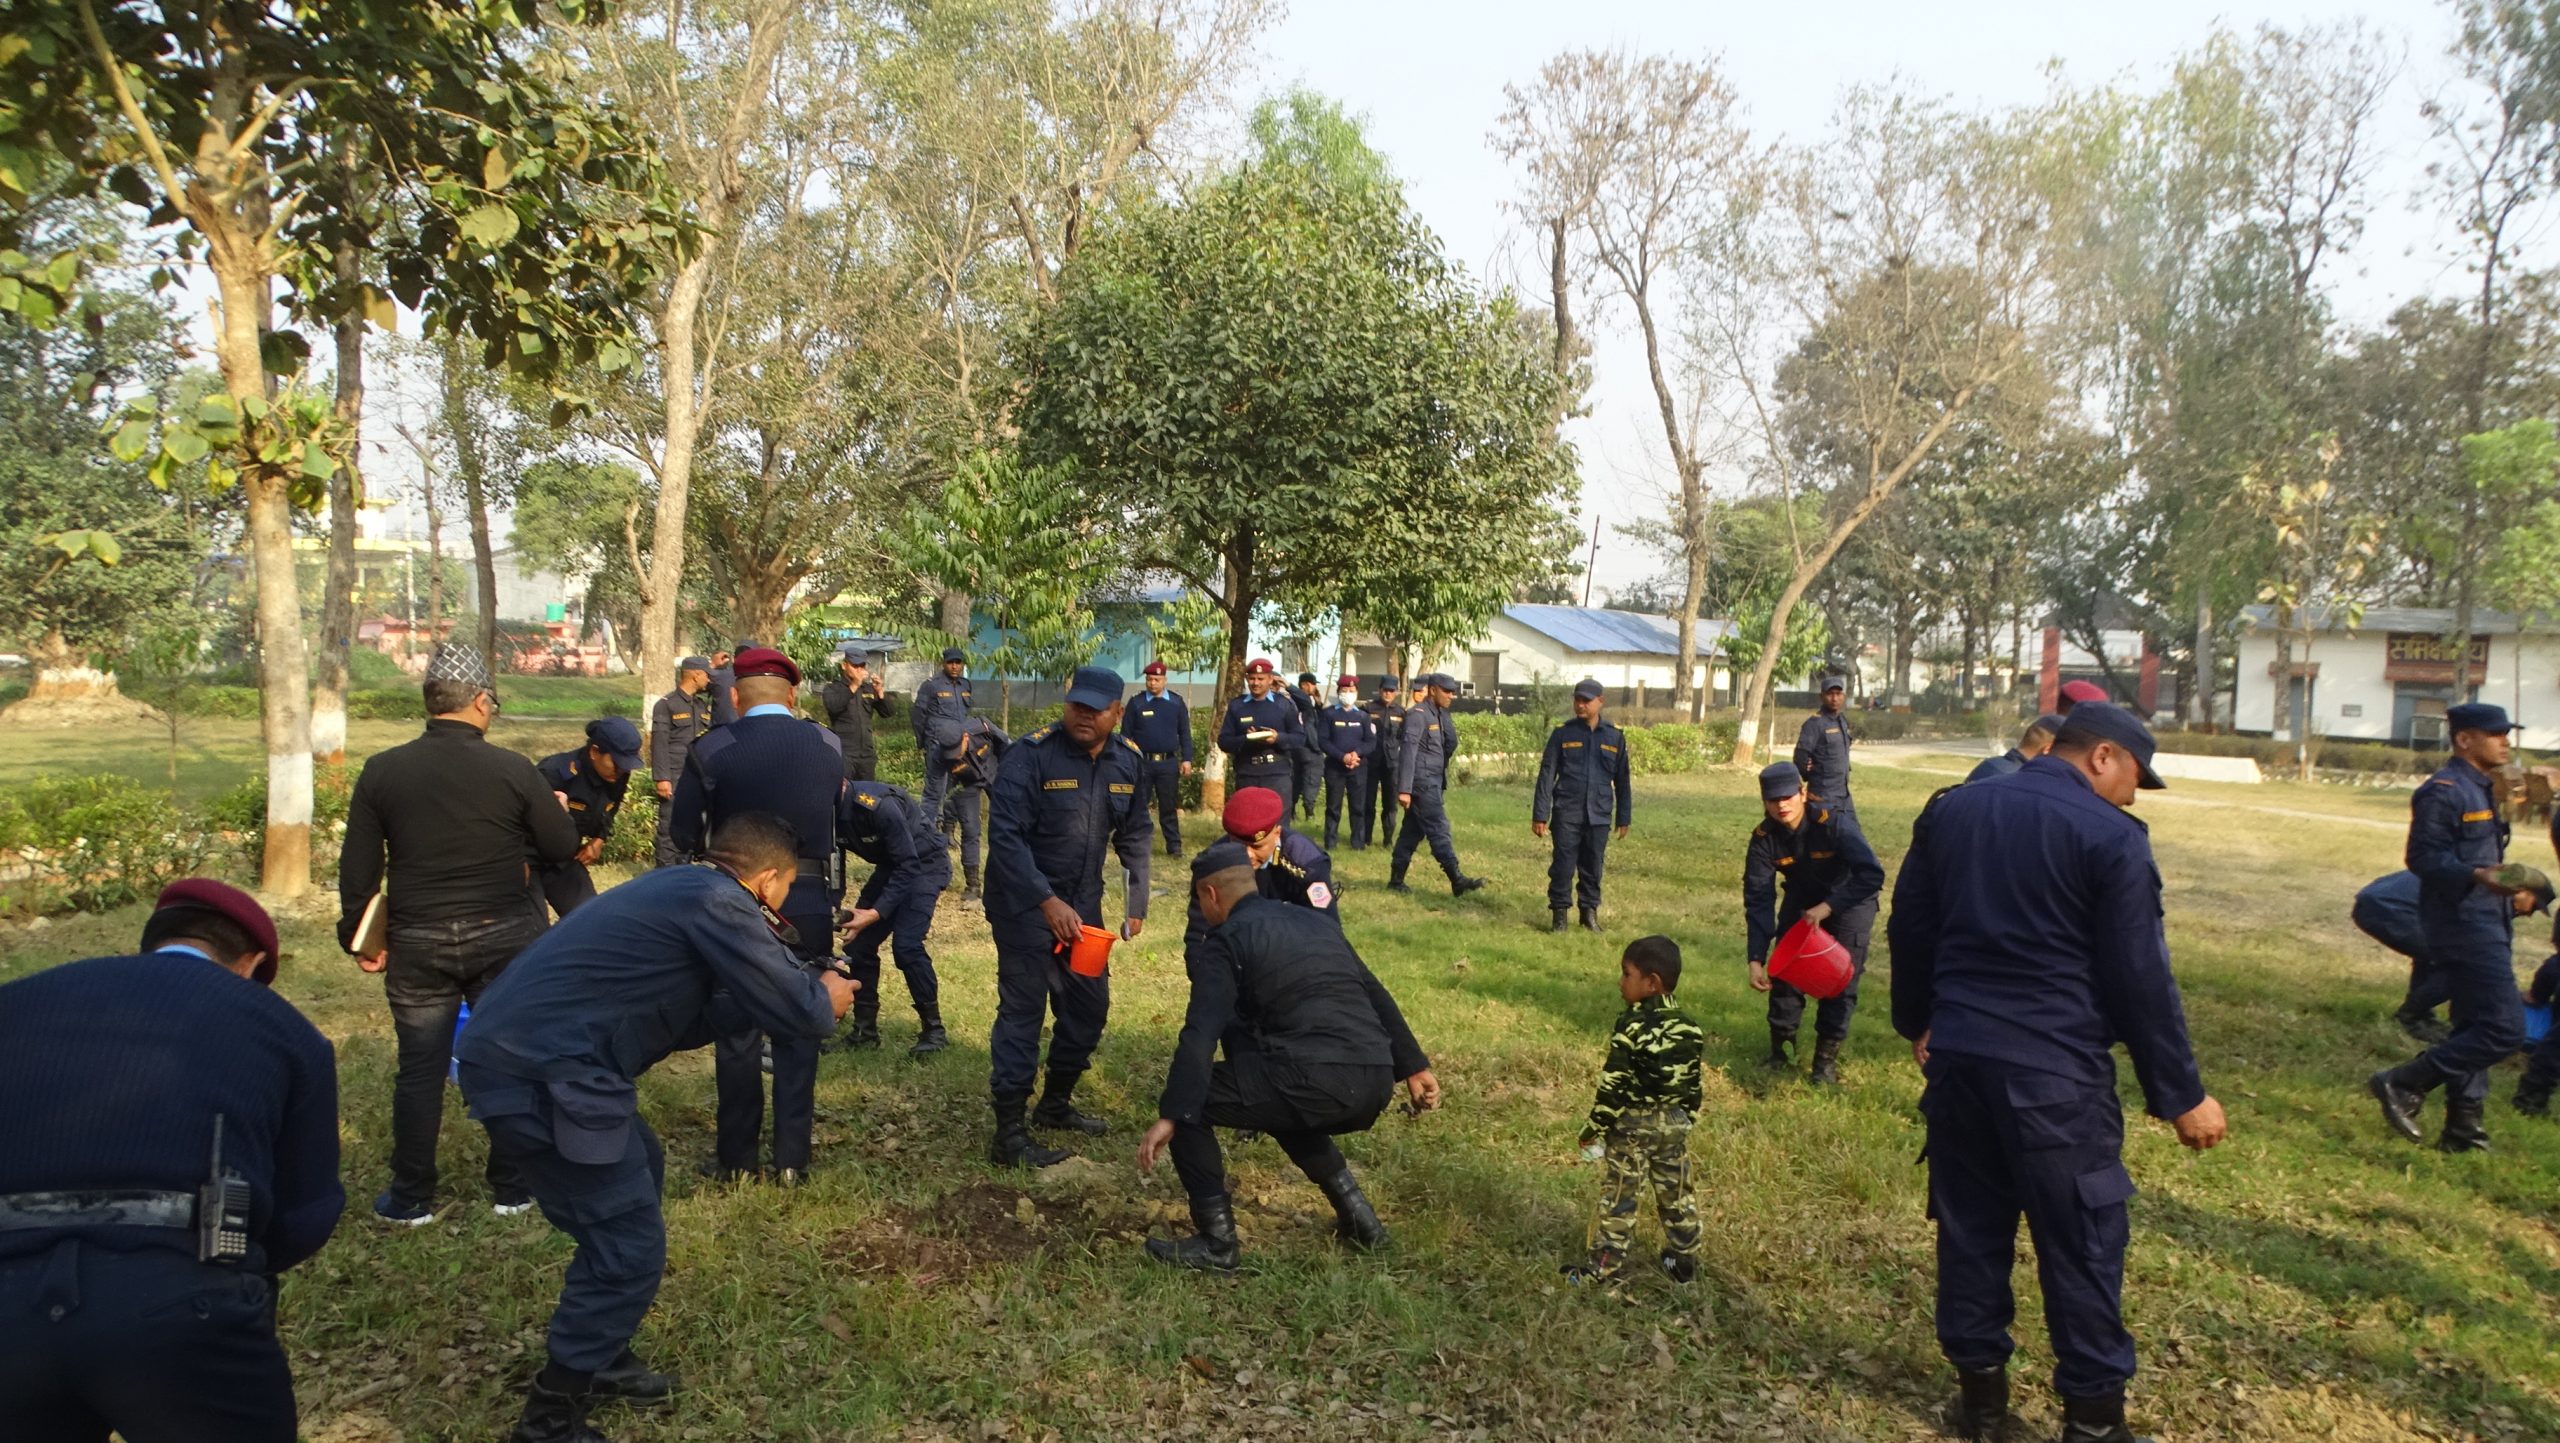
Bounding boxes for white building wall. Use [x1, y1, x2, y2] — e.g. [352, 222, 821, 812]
[2234, 628, 2560, 741]
[1479, 616, 1710, 693]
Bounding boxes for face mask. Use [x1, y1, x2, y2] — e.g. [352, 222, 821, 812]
[1338, 692, 1357, 705]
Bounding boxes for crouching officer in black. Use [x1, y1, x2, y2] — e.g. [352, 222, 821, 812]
[539, 717, 644, 917]
[1742, 761, 1883, 1084]
[0, 880, 343, 1443]
[460, 815, 852, 1443]
[834, 779, 951, 1056]
[1124, 660, 1194, 856]
[670, 648, 846, 1182]
[1533, 678, 1632, 933]
[1137, 852, 1440, 1271]
[982, 666, 1153, 1167]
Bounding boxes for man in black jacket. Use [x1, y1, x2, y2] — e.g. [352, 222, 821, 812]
[820, 643, 890, 782]
[1137, 855, 1441, 1271]
[339, 645, 580, 1225]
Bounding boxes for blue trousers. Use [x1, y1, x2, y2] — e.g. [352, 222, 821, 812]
[1922, 1051, 2138, 1400]
[1293, 747, 1322, 818]
[1390, 782, 1461, 879]
[0, 1241, 296, 1442]
[1545, 818, 1610, 911]
[465, 1069, 666, 1373]
[1235, 764, 1294, 817]
[989, 936, 1109, 1102]
[714, 904, 829, 1171]
[1767, 898, 1876, 1042]
[2418, 935, 2526, 1104]
[846, 870, 944, 1020]
[1142, 760, 1184, 852]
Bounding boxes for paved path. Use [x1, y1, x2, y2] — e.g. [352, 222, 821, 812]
[1864, 751, 2405, 834]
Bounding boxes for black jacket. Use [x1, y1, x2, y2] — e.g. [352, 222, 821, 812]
[820, 676, 890, 762]
[1160, 895, 1427, 1126]
[339, 719, 580, 946]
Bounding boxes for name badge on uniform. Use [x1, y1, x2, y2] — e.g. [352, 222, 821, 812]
[1108, 782, 1135, 794]
[1600, 743, 1619, 754]
[1044, 779, 1079, 791]
[2461, 809, 2494, 822]
[1811, 850, 1835, 860]
[1562, 740, 1583, 749]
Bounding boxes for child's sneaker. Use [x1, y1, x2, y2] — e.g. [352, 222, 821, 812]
[1560, 1249, 1623, 1285]
[1658, 1251, 1697, 1284]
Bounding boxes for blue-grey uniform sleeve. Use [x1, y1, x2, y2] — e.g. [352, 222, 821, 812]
[1794, 715, 1822, 786]
[1531, 727, 1563, 823]
[1215, 699, 1252, 758]
[1610, 727, 1632, 827]
[648, 696, 676, 776]
[2090, 830, 2205, 1120]
[1742, 827, 1782, 964]
[264, 1021, 345, 1273]
[1160, 930, 1241, 1125]
[1115, 749, 1154, 921]
[1826, 815, 1885, 913]
[669, 739, 715, 856]
[1175, 693, 1194, 762]
[983, 738, 1054, 908]
[848, 792, 925, 924]
[696, 886, 834, 1040]
[1398, 705, 1429, 785]
[1888, 799, 1947, 1042]
[520, 757, 582, 865]
[2405, 778, 2478, 890]
[1278, 697, 1310, 759]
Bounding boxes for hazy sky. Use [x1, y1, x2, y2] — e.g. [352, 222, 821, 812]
[1245, 0, 2470, 596]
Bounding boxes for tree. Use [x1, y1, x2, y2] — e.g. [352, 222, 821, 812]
[2467, 419, 2560, 628]
[1019, 97, 1573, 807]
[2246, 435, 2379, 780]
[4, 0, 692, 893]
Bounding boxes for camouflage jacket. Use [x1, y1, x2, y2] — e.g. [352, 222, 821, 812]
[1586, 996, 1704, 1136]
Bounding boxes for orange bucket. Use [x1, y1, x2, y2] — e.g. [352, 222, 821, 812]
[1062, 925, 1115, 978]
[1767, 918, 1853, 999]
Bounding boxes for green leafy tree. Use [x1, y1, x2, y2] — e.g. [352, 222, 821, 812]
[2470, 419, 2560, 625]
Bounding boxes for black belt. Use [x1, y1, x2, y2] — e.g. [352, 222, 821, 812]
[0, 1189, 195, 1231]
[1245, 752, 1285, 768]
[795, 859, 828, 879]
[1146, 752, 1177, 763]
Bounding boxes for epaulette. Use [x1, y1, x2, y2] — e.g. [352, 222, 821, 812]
[1025, 723, 1057, 744]
[1117, 735, 1144, 757]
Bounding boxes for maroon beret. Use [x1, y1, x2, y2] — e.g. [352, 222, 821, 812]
[732, 646, 803, 687]
[153, 878, 280, 985]
[1222, 786, 1286, 839]
[1336, 675, 1358, 690]
[1244, 657, 1276, 676]
[2059, 680, 2107, 705]
[1142, 660, 1167, 676]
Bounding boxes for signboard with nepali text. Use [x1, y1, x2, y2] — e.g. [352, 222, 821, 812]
[2381, 632, 2489, 685]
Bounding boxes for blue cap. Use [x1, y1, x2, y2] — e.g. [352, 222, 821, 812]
[1821, 675, 1847, 693]
[1758, 761, 1803, 800]
[1378, 675, 1402, 691]
[2446, 701, 2515, 736]
[835, 642, 870, 666]
[940, 646, 967, 664]
[1572, 677, 1604, 701]
[2055, 701, 2164, 790]
[586, 716, 643, 772]
[677, 655, 711, 674]
[1064, 665, 1124, 710]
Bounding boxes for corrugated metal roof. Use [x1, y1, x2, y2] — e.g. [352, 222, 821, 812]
[1501, 605, 1734, 657]
[2238, 604, 2540, 635]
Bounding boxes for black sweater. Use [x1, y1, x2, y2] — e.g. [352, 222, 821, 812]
[339, 718, 580, 947]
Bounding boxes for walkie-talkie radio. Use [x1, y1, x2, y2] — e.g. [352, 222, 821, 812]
[196, 1114, 252, 1265]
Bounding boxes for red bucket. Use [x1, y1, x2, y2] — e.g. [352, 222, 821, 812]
[1768, 918, 1853, 999]
[1062, 925, 1115, 978]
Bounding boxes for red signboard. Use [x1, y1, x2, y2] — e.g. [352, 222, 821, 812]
[2381, 632, 2489, 685]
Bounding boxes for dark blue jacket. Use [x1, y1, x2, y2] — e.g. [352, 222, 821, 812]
[1398, 698, 1457, 792]
[2406, 758, 2511, 946]
[1218, 691, 1306, 772]
[1964, 749, 2026, 784]
[2351, 871, 2426, 960]
[1262, 827, 1338, 913]
[837, 781, 947, 926]
[1741, 804, 1883, 962]
[1533, 717, 1632, 827]
[539, 749, 630, 841]
[911, 672, 975, 750]
[0, 951, 342, 1274]
[708, 666, 738, 726]
[983, 722, 1155, 949]
[669, 710, 843, 918]
[1794, 709, 1854, 804]
[1363, 698, 1408, 778]
[1122, 687, 1193, 762]
[1887, 755, 2205, 1120]
[456, 866, 834, 1091]
[1317, 701, 1379, 767]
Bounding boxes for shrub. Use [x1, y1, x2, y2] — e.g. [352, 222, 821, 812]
[0, 774, 220, 914]
[203, 762, 356, 881]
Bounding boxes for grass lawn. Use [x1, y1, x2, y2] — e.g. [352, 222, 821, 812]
[0, 715, 598, 804]
[3, 756, 2555, 1442]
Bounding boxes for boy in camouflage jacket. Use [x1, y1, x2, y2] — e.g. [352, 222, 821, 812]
[1565, 935, 1706, 1284]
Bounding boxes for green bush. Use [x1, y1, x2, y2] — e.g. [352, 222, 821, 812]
[0, 774, 220, 914]
[203, 762, 356, 882]
[600, 772, 661, 867]
[2150, 729, 2438, 779]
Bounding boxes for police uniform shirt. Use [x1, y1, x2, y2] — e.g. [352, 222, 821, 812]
[1262, 828, 1338, 912]
[913, 673, 975, 749]
[1217, 692, 1304, 770]
[820, 676, 889, 761]
[1741, 803, 1884, 963]
[1532, 716, 1632, 827]
[1964, 749, 2027, 784]
[1886, 754, 2204, 1121]
[1363, 697, 1408, 773]
[650, 688, 714, 781]
[982, 722, 1154, 948]
[707, 666, 739, 726]
[1319, 702, 1379, 767]
[2407, 757, 2511, 944]
[1397, 697, 1456, 789]
[1124, 688, 1194, 763]
[836, 780, 948, 923]
[539, 750, 631, 841]
[669, 711, 843, 914]
[1794, 709, 1854, 803]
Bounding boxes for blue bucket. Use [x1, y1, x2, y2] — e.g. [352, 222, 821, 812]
[448, 1001, 471, 1083]
[2527, 1001, 2552, 1046]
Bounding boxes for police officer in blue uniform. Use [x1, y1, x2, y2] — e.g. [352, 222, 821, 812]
[913, 646, 983, 891]
[0, 880, 341, 1443]
[2369, 702, 2537, 1153]
[2354, 870, 2449, 1042]
[1290, 671, 1324, 820]
[834, 779, 951, 1057]
[1222, 785, 1340, 916]
[1743, 761, 1883, 1083]
[648, 658, 715, 868]
[1123, 660, 1194, 856]
[982, 666, 1154, 1168]
[1964, 714, 2062, 784]
[1889, 704, 2226, 1443]
[1794, 674, 1856, 821]
[1390, 673, 1486, 897]
[537, 718, 644, 917]
[1318, 675, 1380, 851]
[669, 647, 846, 1182]
[1218, 657, 1306, 814]
[1363, 676, 1408, 851]
[1533, 678, 1632, 933]
[707, 641, 752, 727]
[460, 816, 851, 1443]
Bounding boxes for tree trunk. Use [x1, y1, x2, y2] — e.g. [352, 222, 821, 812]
[1200, 538, 1254, 814]
[2187, 599, 2213, 729]
[312, 239, 364, 765]
[1546, 215, 1577, 429]
[465, 454, 499, 672]
[422, 464, 446, 654]
[1958, 611, 1978, 706]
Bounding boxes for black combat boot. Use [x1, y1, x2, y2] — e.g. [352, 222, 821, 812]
[987, 1099, 1068, 1169]
[1808, 1036, 1844, 1087]
[1578, 906, 1600, 932]
[1449, 873, 1487, 896]
[2396, 1009, 2451, 1045]
[1032, 1071, 1110, 1136]
[508, 1376, 610, 1443]
[909, 1009, 949, 1057]
[2437, 1093, 2492, 1153]
[1387, 864, 1412, 894]
[1143, 1193, 1241, 1272]
[1550, 909, 1569, 933]
[1317, 1168, 1390, 1251]
[1949, 1366, 2012, 1441]
[839, 1012, 881, 1051]
[960, 866, 982, 903]
[1761, 1029, 1795, 1073]
[2517, 1072, 2555, 1117]
[587, 1348, 675, 1405]
[1657, 1250, 1697, 1284]
[2057, 1388, 2151, 1443]
[2368, 1056, 2442, 1142]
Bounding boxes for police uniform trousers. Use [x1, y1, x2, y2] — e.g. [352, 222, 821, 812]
[1588, 1104, 1702, 1263]
[1293, 744, 1322, 820]
[1921, 1050, 2139, 1400]
[2396, 954, 2452, 1030]
[1323, 759, 1372, 850]
[1366, 762, 1401, 851]
[845, 864, 948, 1024]
[1142, 757, 1185, 853]
[1235, 762, 1295, 818]
[1767, 898, 1876, 1042]
[1390, 780, 1463, 879]
[539, 859, 598, 919]
[989, 937, 1110, 1104]
[714, 903, 831, 1173]
[1166, 1049, 1393, 1202]
[1812, 790, 1857, 828]
[1545, 819, 1609, 912]
[843, 752, 877, 784]
[0, 1241, 297, 1442]
[939, 782, 987, 874]
[650, 798, 687, 869]
[2416, 933, 2526, 1105]
[461, 1066, 667, 1374]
